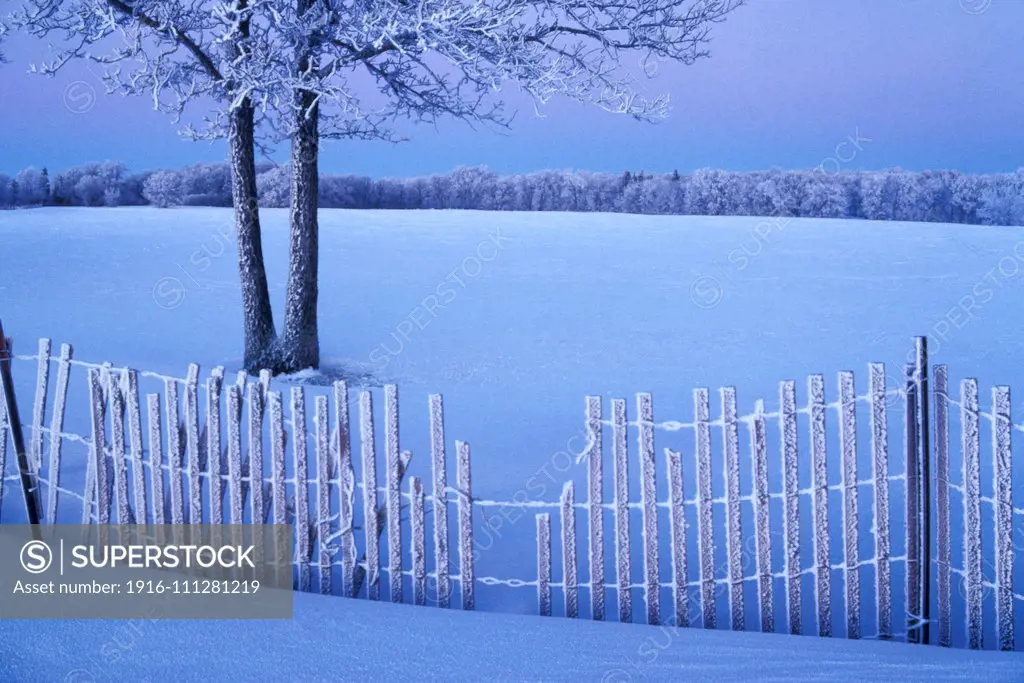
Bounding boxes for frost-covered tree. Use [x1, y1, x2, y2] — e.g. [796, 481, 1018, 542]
[0, 174, 13, 207]
[74, 174, 106, 206]
[3, 1, 279, 370]
[201, 0, 746, 371]
[14, 166, 48, 205]
[142, 171, 184, 208]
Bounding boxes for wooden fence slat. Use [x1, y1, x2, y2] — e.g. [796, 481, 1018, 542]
[638, 392, 659, 625]
[933, 364, 950, 647]
[809, 373, 831, 637]
[992, 386, 1014, 651]
[335, 381, 357, 599]
[666, 448, 687, 628]
[586, 395, 605, 622]
[249, 383, 265, 526]
[385, 384, 402, 604]
[961, 378, 982, 649]
[905, 365, 921, 644]
[147, 394, 165, 524]
[752, 399, 773, 633]
[207, 374, 224, 525]
[695, 387, 715, 630]
[45, 343, 73, 524]
[267, 390, 286, 586]
[108, 373, 131, 524]
[722, 386, 743, 631]
[88, 368, 110, 524]
[166, 379, 184, 526]
[915, 338, 932, 647]
[269, 391, 286, 525]
[125, 369, 146, 525]
[780, 380, 801, 635]
[538, 513, 552, 617]
[839, 371, 859, 639]
[868, 363, 891, 640]
[457, 440, 474, 610]
[411, 476, 426, 606]
[294, 386, 311, 593]
[227, 386, 244, 525]
[562, 480, 578, 619]
[360, 390, 379, 600]
[30, 338, 51, 475]
[315, 395, 332, 595]
[612, 397, 631, 623]
[429, 394, 450, 608]
[185, 364, 202, 526]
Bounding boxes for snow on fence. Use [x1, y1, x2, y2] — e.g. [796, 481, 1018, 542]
[1, 334, 1022, 653]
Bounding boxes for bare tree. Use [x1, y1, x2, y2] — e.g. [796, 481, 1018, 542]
[3, 1, 279, 370]
[219, 0, 746, 372]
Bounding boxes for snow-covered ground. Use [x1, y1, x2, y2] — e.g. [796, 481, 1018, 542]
[2, 207, 1023, 677]
[1, 588, 1021, 682]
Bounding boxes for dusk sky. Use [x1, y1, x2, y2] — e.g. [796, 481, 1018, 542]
[1, 0, 1022, 178]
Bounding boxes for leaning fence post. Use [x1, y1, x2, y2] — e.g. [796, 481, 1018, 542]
[46, 343, 74, 524]
[537, 513, 552, 617]
[0, 328, 42, 526]
[562, 480, 578, 619]
[457, 440, 474, 610]
[992, 386, 1014, 651]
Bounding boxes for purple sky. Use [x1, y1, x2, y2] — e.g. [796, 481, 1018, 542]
[1, 0, 1022, 177]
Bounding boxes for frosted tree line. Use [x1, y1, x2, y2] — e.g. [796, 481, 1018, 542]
[2, 161, 1023, 226]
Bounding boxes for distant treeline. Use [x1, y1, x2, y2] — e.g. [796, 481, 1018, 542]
[2, 161, 1023, 226]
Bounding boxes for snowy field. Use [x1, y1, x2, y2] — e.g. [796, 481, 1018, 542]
[2, 207, 1024, 677]
[2, 587, 1022, 682]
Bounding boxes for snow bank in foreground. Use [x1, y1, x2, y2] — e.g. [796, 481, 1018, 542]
[1, 589, 1020, 682]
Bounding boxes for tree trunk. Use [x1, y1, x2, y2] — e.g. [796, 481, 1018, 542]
[229, 99, 279, 372]
[279, 91, 321, 372]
